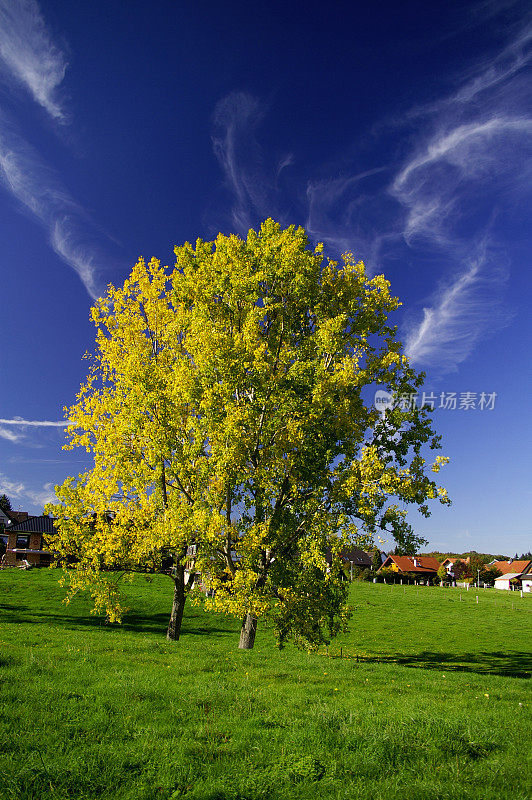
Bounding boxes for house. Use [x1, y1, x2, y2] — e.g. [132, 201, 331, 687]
[441, 556, 469, 575]
[3, 515, 56, 567]
[491, 559, 532, 576]
[494, 573, 524, 591]
[378, 554, 441, 582]
[0, 506, 29, 528]
[1, 507, 31, 560]
[492, 560, 532, 591]
[0, 507, 11, 529]
[325, 546, 372, 578]
[0, 508, 13, 557]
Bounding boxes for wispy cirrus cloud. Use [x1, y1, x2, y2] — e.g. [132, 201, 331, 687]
[0, 472, 24, 495]
[0, 426, 22, 442]
[212, 92, 264, 231]
[391, 117, 532, 247]
[50, 212, 119, 301]
[392, 16, 531, 368]
[0, 2, 122, 298]
[211, 10, 530, 373]
[0, 115, 122, 298]
[305, 168, 396, 271]
[211, 91, 293, 232]
[212, 92, 394, 267]
[0, 0, 67, 120]
[316, 17, 530, 370]
[26, 482, 55, 508]
[403, 241, 511, 370]
[0, 471, 55, 509]
[0, 417, 69, 427]
[0, 122, 119, 298]
[451, 23, 531, 105]
[0, 416, 69, 445]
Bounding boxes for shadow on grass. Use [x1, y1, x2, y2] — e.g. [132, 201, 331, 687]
[339, 650, 532, 678]
[0, 603, 233, 637]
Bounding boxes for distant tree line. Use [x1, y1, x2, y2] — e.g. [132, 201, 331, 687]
[422, 550, 510, 563]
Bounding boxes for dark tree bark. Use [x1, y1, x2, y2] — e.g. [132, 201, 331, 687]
[166, 564, 194, 641]
[238, 613, 258, 649]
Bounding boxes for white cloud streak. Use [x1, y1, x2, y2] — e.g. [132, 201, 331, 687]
[0, 416, 69, 445]
[0, 473, 24, 496]
[0, 426, 22, 442]
[0, 472, 55, 509]
[212, 92, 265, 231]
[50, 216, 107, 300]
[25, 482, 55, 508]
[0, 3, 122, 298]
[391, 116, 532, 247]
[404, 243, 510, 369]
[0, 417, 69, 427]
[212, 93, 395, 267]
[0, 0, 67, 120]
[404, 263, 480, 367]
[305, 168, 394, 269]
[0, 118, 120, 298]
[391, 18, 531, 370]
[211, 92, 293, 233]
[453, 36, 530, 104]
[393, 118, 531, 197]
[211, 13, 530, 373]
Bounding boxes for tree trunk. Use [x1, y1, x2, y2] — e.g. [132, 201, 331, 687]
[167, 566, 186, 641]
[238, 613, 258, 649]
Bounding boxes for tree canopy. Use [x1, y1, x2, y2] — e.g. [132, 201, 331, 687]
[0, 494, 12, 514]
[47, 219, 450, 649]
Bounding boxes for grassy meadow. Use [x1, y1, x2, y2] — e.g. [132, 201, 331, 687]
[1, 569, 531, 800]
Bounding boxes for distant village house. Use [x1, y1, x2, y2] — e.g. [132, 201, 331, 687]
[490, 559, 532, 591]
[378, 554, 441, 582]
[325, 547, 373, 578]
[1, 515, 55, 567]
[441, 555, 470, 575]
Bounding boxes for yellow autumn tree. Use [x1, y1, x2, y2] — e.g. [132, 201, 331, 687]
[47, 255, 217, 640]
[47, 219, 449, 649]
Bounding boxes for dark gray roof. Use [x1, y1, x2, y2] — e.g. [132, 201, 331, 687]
[325, 547, 372, 567]
[340, 547, 373, 566]
[8, 515, 56, 534]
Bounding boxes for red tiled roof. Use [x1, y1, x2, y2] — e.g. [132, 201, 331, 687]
[442, 556, 470, 566]
[492, 560, 532, 576]
[380, 555, 441, 574]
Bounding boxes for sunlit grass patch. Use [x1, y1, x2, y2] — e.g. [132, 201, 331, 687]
[0, 570, 530, 799]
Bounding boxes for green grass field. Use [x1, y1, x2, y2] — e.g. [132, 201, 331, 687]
[1, 570, 531, 800]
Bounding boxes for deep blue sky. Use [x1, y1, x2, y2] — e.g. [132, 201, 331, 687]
[0, 0, 530, 554]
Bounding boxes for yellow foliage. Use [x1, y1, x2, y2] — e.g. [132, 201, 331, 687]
[47, 219, 449, 645]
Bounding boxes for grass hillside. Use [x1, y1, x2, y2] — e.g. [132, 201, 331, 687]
[1, 570, 531, 800]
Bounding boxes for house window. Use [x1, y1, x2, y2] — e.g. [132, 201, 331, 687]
[16, 535, 30, 548]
